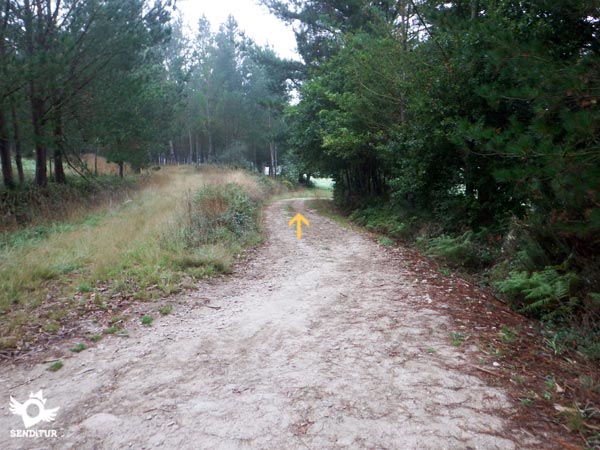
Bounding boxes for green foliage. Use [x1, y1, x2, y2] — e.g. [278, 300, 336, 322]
[77, 283, 94, 294]
[449, 332, 466, 346]
[377, 237, 395, 247]
[47, 361, 63, 372]
[280, 0, 600, 334]
[183, 183, 262, 248]
[348, 206, 414, 239]
[69, 343, 87, 353]
[543, 327, 600, 361]
[419, 229, 498, 269]
[158, 304, 172, 315]
[426, 232, 479, 268]
[494, 268, 580, 319]
[500, 326, 518, 343]
[158, 178, 267, 279]
[141, 315, 153, 326]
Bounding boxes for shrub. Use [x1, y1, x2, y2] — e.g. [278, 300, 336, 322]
[280, 179, 295, 191]
[425, 231, 480, 268]
[494, 268, 580, 319]
[184, 183, 261, 248]
[348, 205, 414, 239]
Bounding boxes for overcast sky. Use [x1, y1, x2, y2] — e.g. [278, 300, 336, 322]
[175, 0, 300, 60]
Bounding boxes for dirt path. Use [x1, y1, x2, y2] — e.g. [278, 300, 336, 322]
[1, 199, 542, 449]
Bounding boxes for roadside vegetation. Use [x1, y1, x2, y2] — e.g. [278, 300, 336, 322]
[342, 203, 600, 364]
[273, 0, 599, 379]
[0, 166, 284, 352]
[1, 0, 598, 444]
[307, 198, 600, 447]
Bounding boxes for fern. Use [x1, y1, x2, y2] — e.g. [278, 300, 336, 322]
[426, 231, 479, 267]
[495, 268, 580, 319]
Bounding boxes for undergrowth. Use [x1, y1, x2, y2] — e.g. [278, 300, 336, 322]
[342, 202, 600, 362]
[0, 166, 284, 351]
[163, 182, 264, 276]
[0, 174, 139, 230]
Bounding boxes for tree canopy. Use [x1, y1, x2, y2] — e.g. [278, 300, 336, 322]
[272, 0, 600, 323]
[2, 0, 599, 325]
[0, 0, 294, 185]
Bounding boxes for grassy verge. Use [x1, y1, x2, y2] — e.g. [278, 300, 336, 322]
[271, 185, 333, 202]
[0, 166, 281, 351]
[306, 199, 351, 228]
[342, 204, 600, 361]
[0, 170, 140, 230]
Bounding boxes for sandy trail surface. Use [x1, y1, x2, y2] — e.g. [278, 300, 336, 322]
[0, 199, 539, 449]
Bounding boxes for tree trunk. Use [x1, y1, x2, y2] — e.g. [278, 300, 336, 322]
[471, 0, 479, 20]
[118, 161, 124, 178]
[268, 108, 276, 178]
[31, 94, 47, 186]
[47, 155, 52, 181]
[35, 144, 48, 186]
[207, 132, 213, 163]
[94, 148, 98, 175]
[0, 1, 14, 188]
[54, 149, 65, 183]
[23, 0, 48, 187]
[11, 103, 24, 184]
[188, 128, 193, 164]
[53, 110, 66, 183]
[0, 109, 14, 188]
[205, 96, 213, 163]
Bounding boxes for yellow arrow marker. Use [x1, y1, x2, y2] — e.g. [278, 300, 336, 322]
[288, 213, 310, 240]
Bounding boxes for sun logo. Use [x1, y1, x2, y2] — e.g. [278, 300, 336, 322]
[9, 390, 59, 429]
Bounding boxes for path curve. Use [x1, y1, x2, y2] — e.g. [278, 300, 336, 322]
[0, 199, 539, 449]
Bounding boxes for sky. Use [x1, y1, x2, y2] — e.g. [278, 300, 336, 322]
[175, 0, 300, 60]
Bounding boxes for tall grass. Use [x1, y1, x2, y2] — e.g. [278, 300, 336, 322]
[0, 172, 139, 230]
[0, 166, 272, 349]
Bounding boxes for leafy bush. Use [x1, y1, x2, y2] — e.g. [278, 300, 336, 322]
[426, 232, 476, 267]
[184, 183, 261, 248]
[425, 231, 489, 268]
[494, 268, 580, 319]
[348, 205, 414, 239]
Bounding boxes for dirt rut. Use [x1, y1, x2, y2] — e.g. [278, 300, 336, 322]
[0, 199, 540, 449]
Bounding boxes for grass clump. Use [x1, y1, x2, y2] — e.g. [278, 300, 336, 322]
[103, 326, 120, 335]
[48, 361, 63, 372]
[449, 331, 466, 346]
[77, 283, 94, 293]
[159, 304, 172, 315]
[69, 343, 87, 353]
[141, 315, 153, 326]
[378, 237, 395, 247]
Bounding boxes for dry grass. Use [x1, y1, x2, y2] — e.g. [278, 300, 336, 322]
[79, 154, 132, 176]
[0, 166, 267, 349]
[0, 175, 140, 231]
